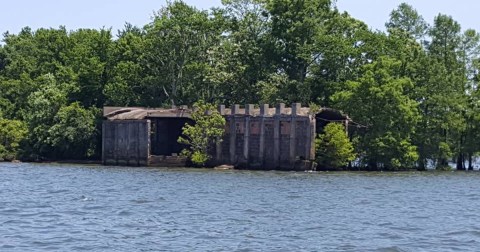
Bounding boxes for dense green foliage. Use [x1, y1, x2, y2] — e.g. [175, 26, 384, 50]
[315, 123, 355, 170]
[1, 1, 479, 169]
[0, 118, 27, 160]
[178, 101, 226, 166]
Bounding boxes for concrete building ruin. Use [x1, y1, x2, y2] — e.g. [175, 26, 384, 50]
[102, 103, 351, 170]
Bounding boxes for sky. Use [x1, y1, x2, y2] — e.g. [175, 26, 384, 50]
[1, 1, 479, 36]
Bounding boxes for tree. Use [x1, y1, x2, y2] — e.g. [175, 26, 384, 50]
[265, 0, 333, 84]
[385, 3, 428, 40]
[0, 118, 27, 160]
[143, 1, 222, 106]
[315, 123, 355, 170]
[206, 0, 272, 105]
[309, 10, 372, 107]
[66, 28, 113, 108]
[178, 101, 226, 166]
[333, 57, 420, 170]
[48, 103, 98, 159]
[461, 30, 480, 169]
[423, 14, 467, 169]
[24, 74, 68, 158]
[104, 24, 145, 106]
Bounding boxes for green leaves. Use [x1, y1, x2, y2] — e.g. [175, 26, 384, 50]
[386, 3, 428, 40]
[315, 123, 355, 170]
[333, 57, 420, 169]
[48, 103, 98, 159]
[23, 74, 98, 159]
[143, 1, 220, 106]
[0, 118, 27, 160]
[178, 101, 226, 166]
[0, 1, 480, 169]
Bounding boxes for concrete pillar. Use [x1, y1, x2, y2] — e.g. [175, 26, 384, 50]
[215, 105, 225, 163]
[276, 103, 285, 115]
[260, 104, 269, 116]
[215, 140, 222, 164]
[128, 122, 134, 166]
[290, 103, 301, 167]
[308, 116, 316, 160]
[305, 116, 312, 160]
[273, 103, 284, 168]
[244, 104, 254, 164]
[245, 104, 254, 116]
[229, 105, 238, 164]
[291, 103, 301, 116]
[232, 104, 240, 115]
[217, 104, 226, 115]
[114, 122, 120, 165]
[259, 104, 268, 166]
[143, 120, 151, 166]
[102, 121, 106, 165]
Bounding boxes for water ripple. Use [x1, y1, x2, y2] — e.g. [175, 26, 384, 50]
[2, 163, 480, 251]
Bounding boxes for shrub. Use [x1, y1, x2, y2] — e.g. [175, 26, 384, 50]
[178, 101, 225, 166]
[0, 118, 27, 160]
[315, 123, 355, 170]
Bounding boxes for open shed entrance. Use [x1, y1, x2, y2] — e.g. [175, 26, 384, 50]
[149, 117, 194, 156]
[315, 109, 349, 134]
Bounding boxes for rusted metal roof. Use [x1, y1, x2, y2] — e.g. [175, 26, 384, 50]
[103, 106, 350, 121]
[104, 107, 191, 120]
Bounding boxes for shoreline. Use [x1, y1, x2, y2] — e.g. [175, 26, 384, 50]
[2, 159, 479, 172]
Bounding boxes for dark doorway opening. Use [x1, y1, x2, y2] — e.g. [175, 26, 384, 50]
[149, 118, 194, 156]
[315, 109, 348, 134]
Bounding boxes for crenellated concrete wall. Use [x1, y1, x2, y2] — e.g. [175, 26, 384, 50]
[213, 103, 316, 170]
[102, 103, 318, 170]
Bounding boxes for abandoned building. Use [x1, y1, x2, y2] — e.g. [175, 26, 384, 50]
[102, 103, 351, 170]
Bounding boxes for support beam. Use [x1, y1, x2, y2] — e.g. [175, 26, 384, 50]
[273, 103, 285, 168]
[290, 103, 301, 167]
[244, 104, 254, 165]
[229, 105, 240, 164]
[259, 104, 268, 167]
[216, 105, 226, 163]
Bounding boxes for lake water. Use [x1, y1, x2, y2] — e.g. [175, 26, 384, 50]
[1, 163, 480, 251]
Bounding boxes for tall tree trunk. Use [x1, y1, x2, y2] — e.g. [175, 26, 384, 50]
[417, 158, 426, 171]
[468, 153, 473, 170]
[456, 153, 465, 170]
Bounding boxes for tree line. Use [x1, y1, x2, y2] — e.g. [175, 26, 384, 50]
[0, 0, 479, 170]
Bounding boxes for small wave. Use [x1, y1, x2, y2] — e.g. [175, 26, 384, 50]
[286, 195, 301, 199]
[2, 219, 31, 225]
[1, 245, 15, 249]
[117, 210, 132, 216]
[444, 230, 480, 237]
[47, 189, 69, 194]
[243, 208, 267, 214]
[2, 208, 20, 213]
[130, 199, 153, 204]
[375, 246, 408, 252]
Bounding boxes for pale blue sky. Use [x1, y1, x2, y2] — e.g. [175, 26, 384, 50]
[1, 1, 479, 35]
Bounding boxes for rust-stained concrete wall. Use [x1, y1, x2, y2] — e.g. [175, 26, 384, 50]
[102, 103, 318, 170]
[102, 120, 150, 166]
[214, 103, 316, 170]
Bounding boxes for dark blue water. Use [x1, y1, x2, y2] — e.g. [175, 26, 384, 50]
[1, 163, 480, 251]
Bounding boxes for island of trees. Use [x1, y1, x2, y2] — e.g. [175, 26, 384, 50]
[1, 0, 479, 171]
